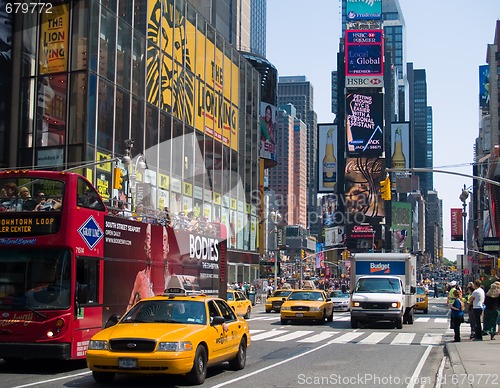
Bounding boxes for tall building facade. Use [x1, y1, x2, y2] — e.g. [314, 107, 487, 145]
[5, 0, 262, 283]
[277, 76, 318, 235]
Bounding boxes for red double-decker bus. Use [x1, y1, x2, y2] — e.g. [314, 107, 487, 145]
[0, 170, 226, 361]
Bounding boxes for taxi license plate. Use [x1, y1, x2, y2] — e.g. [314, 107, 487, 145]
[118, 358, 138, 369]
[295, 313, 304, 317]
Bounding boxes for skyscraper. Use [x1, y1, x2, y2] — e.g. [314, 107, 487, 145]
[278, 76, 318, 235]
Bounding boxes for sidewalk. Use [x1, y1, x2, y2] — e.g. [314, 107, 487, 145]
[440, 337, 498, 388]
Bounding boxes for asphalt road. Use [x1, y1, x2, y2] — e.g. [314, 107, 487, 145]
[0, 297, 453, 388]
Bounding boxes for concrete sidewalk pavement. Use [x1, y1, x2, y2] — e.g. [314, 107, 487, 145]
[439, 338, 498, 388]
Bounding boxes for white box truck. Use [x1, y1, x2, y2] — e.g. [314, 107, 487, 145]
[349, 253, 416, 329]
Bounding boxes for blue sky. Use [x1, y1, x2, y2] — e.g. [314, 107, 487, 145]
[266, 0, 500, 262]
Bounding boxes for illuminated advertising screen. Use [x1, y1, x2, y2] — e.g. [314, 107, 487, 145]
[479, 65, 489, 109]
[345, 30, 383, 76]
[346, 0, 382, 21]
[346, 92, 383, 156]
[318, 124, 338, 193]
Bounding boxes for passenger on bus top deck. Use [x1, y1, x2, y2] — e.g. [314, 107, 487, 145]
[18, 187, 31, 199]
[2, 182, 18, 198]
[35, 193, 62, 211]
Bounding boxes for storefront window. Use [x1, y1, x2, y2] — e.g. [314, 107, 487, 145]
[36, 74, 67, 147]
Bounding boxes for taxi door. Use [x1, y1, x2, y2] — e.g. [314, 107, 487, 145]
[214, 299, 242, 355]
[207, 300, 229, 363]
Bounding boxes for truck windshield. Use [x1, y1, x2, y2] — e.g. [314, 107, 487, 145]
[0, 249, 72, 311]
[355, 278, 401, 294]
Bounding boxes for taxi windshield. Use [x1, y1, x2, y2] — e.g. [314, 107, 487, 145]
[272, 290, 292, 298]
[288, 292, 324, 301]
[122, 300, 206, 325]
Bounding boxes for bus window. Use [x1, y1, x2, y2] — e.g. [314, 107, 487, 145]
[76, 178, 105, 211]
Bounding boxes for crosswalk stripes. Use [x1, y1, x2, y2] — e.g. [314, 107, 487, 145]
[249, 328, 446, 346]
[248, 315, 453, 324]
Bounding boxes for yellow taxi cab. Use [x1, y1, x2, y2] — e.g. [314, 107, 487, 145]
[414, 286, 429, 314]
[86, 289, 251, 385]
[280, 289, 334, 324]
[226, 289, 252, 319]
[265, 289, 293, 313]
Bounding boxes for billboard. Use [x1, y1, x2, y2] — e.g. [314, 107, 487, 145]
[346, 92, 383, 156]
[450, 208, 463, 241]
[346, 0, 382, 21]
[146, 0, 239, 151]
[479, 65, 489, 109]
[345, 30, 383, 77]
[391, 202, 412, 250]
[259, 103, 278, 163]
[39, 3, 69, 74]
[390, 122, 410, 184]
[344, 157, 384, 218]
[318, 124, 338, 192]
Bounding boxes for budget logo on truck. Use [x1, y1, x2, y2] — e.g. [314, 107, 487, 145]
[370, 262, 391, 274]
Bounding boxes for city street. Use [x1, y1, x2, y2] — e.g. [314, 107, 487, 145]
[0, 298, 458, 388]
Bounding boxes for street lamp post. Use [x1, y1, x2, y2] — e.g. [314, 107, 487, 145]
[269, 210, 281, 290]
[459, 185, 469, 288]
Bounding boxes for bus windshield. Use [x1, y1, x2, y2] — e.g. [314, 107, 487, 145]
[0, 249, 72, 311]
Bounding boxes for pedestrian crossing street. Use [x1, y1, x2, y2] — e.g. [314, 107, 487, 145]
[247, 315, 471, 347]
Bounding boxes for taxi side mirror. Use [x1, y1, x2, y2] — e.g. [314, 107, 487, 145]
[211, 316, 225, 325]
[282, 297, 287, 301]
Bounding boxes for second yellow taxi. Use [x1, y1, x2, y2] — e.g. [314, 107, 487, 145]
[226, 289, 252, 319]
[414, 286, 429, 314]
[86, 290, 251, 385]
[280, 289, 334, 324]
[265, 289, 293, 313]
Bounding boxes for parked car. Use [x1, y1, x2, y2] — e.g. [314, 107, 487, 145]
[87, 291, 251, 385]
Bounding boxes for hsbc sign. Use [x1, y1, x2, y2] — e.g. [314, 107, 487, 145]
[346, 76, 383, 88]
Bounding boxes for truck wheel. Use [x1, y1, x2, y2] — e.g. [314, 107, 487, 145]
[350, 317, 358, 329]
[395, 316, 403, 329]
[407, 310, 414, 324]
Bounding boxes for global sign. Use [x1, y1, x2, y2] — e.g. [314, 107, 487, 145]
[345, 30, 384, 77]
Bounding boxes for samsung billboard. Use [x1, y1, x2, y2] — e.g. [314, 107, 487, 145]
[346, 92, 383, 156]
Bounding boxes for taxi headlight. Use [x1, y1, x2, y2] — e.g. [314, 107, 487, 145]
[391, 302, 401, 308]
[351, 301, 360, 307]
[281, 305, 291, 311]
[309, 307, 321, 311]
[88, 340, 109, 350]
[158, 341, 193, 352]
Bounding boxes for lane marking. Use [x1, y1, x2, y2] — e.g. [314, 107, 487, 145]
[391, 332, 416, 345]
[405, 345, 433, 388]
[328, 332, 364, 343]
[359, 331, 391, 344]
[250, 329, 288, 341]
[268, 330, 314, 342]
[297, 331, 338, 343]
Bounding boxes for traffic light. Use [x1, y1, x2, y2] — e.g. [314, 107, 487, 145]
[113, 167, 124, 190]
[301, 249, 305, 259]
[380, 176, 392, 201]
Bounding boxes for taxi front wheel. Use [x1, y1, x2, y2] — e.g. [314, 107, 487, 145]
[187, 345, 207, 385]
[229, 338, 247, 370]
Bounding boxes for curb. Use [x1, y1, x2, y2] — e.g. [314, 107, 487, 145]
[444, 343, 472, 388]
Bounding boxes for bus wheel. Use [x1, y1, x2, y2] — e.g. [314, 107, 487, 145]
[92, 371, 115, 383]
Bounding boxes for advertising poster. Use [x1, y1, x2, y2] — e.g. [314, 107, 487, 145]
[346, 0, 382, 21]
[450, 208, 463, 241]
[318, 124, 338, 193]
[345, 30, 383, 77]
[260, 102, 278, 163]
[39, 3, 69, 74]
[391, 202, 412, 250]
[479, 65, 490, 109]
[346, 92, 383, 156]
[344, 157, 385, 218]
[321, 194, 338, 228]
[390, 122, 410, 183]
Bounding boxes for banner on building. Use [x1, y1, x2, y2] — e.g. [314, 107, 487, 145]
[39, 3, 69, 74]
[346, 0, 382, 21]
[450, 208, 463, 241]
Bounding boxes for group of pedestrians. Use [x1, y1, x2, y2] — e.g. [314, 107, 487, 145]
[448, 279, 500, 342]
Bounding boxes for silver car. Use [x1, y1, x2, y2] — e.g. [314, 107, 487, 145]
[329, 290, 350, 312]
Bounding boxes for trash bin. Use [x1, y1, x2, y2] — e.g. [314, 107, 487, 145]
[248, 291, 256, 306]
